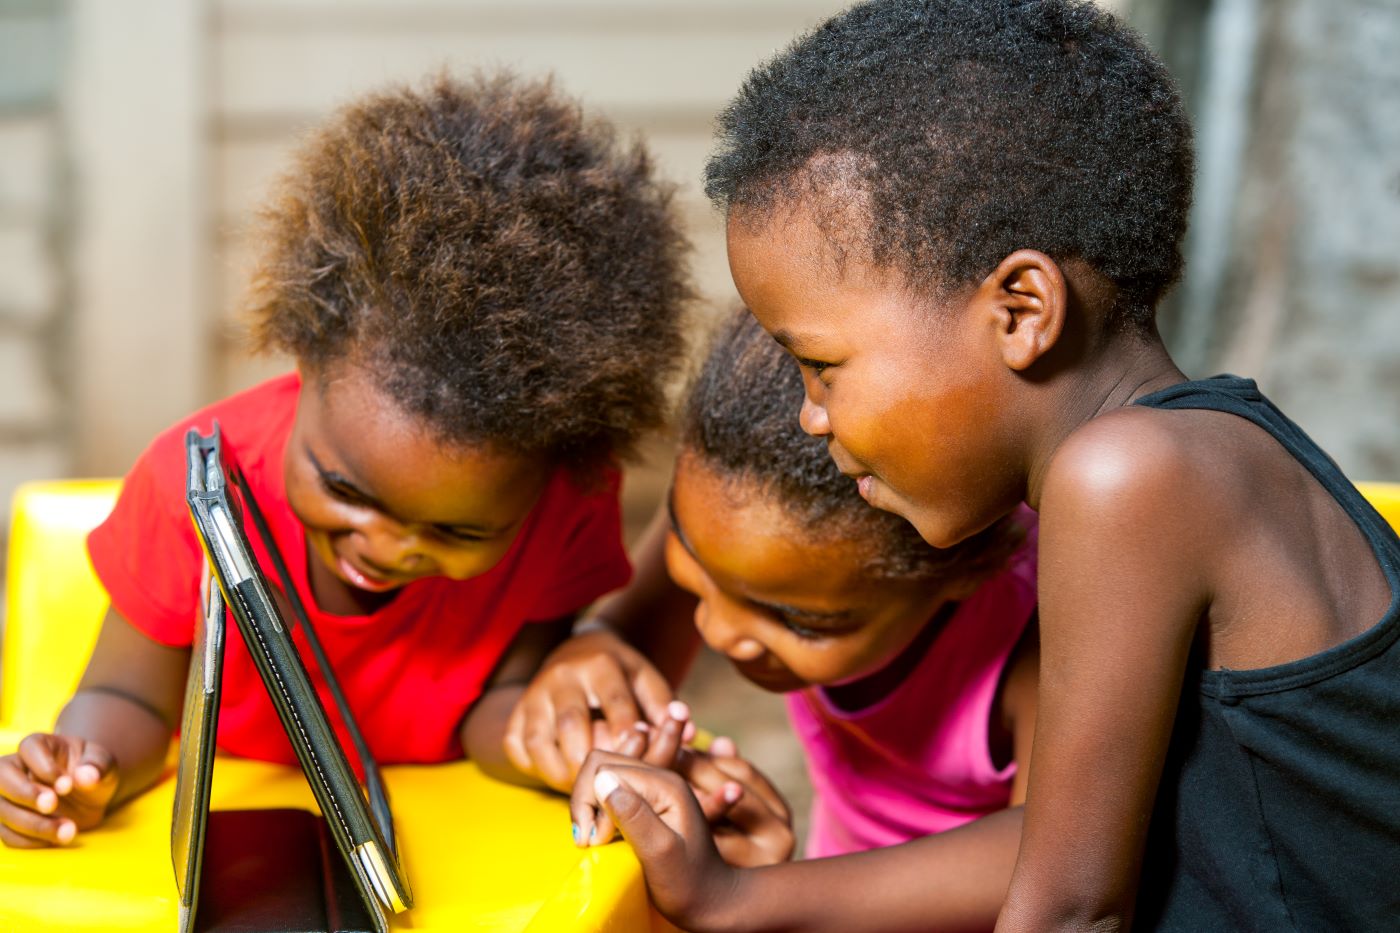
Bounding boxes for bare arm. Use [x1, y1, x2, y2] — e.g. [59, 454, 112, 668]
[0, 607, 188, 847]
[576, 748, 1026, 933]
[581, 503, 701, 687]
[58, 607, 188, 804]
[997, 423, 1207, 931]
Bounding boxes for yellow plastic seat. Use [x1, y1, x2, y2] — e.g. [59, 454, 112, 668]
[1, 480, 120, 732]
[0, 480, 677, 931]
[1357, 481, 1400, 533]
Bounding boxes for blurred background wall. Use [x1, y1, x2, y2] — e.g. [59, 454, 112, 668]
[1, 0, 1397, 842]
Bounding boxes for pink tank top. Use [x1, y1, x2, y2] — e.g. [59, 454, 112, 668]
[786, 508, 1038, 858]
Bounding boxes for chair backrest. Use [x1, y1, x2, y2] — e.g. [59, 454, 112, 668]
[1357, 482, 1400, 534]
[1, 480, 120, 731]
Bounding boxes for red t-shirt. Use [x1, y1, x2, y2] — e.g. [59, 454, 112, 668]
[87, 373, 631, 765]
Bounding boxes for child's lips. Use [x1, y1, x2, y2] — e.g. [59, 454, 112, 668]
[337, 555, 404, 593]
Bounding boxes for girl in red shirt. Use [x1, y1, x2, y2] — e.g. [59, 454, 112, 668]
[0, 73, 689, 848]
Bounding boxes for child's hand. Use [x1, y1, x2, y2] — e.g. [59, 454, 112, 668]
[0, 733, 118, 848]
[505, 628, 677, 791]
[571, 749, 740, 929]
[678, 739, 795, 868]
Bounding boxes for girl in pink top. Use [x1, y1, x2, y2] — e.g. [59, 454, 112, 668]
[539, 311, 1040, 930]
[789, 511, 1036, 859]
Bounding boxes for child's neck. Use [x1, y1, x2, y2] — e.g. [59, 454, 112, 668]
[823, 600, 960, 713]
[1023, 328, 1186, 509]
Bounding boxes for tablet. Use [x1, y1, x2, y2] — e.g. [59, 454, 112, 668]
[175, 424, 412, 933]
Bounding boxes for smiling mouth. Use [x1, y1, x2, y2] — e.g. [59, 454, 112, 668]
[336, 555, 407, 593]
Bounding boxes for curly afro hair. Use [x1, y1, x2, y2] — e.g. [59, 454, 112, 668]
[705, 0, 1194, 329]
[247, 72, 692, 476]
[683, 309, 1025, 584]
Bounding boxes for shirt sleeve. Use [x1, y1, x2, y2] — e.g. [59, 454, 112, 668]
[524, 468, 633, 622]
[85, 423, 205, 647]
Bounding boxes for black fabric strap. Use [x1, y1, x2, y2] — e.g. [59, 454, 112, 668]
[230, 465, 398, 855]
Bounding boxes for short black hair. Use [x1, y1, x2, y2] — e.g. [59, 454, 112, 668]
[248, 73, 691, 477]
[682, 309, 1024, 583]
[705, 0, 1193, 328]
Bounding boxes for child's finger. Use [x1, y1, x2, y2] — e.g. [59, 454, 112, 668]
[693, 780, 744, 823]
[569, 749, 634, 848]
[588, 664, 646, 739]
[704, 754, 791, 823]
[614, 725, 648, 760]
[15, 734, 65, 787]
[0, 757, 56, 814]
[640, 703, 688, 769]
[547, 682, 596, 773]
[593, 769, 676, 866]
[0, 797, 76, 847]
[709, 735, 737, 758]
[73, 742, 116, 792]
[628, 661, 676, 728]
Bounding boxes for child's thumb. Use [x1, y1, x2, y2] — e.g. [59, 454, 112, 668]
[73, 742, 116, 790]
[593, 770, 674, 864]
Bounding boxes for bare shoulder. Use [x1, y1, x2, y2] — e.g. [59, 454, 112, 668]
[1043, 407, 1223, 521]
[1038, 406, 1233, 583]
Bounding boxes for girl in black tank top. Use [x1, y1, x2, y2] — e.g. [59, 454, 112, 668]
[1132, 375, 1400, 931]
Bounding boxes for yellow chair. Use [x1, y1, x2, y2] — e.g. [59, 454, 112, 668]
[0, 479, 676, 932]
[1358, 481, 1400, 532]
[1, 479, 119, 732]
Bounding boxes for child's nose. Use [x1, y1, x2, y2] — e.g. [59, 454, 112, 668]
[694, 602, 765, 663]
[358, 516, 430, 571]
[798, 392, 831, 437]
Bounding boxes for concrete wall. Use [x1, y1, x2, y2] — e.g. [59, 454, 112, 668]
[0, 0, 71, 536]
[1136, 0, 1400, 479]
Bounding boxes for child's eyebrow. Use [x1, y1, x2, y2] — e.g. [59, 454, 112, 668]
[770, 329, 798, 351]
[666, 488, 854, 627]
[746, 596, 855, 626]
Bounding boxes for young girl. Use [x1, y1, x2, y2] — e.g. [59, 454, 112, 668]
[0, 73, 690, 848]
[577, 1, 1400, 930]
[512, 309, 1039, 925]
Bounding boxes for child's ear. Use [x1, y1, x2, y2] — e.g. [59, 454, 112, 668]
[977, 250, 1068, 371]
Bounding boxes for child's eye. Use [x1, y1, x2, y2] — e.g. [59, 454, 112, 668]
[778, 615, 827, 641]
[320, 475, 372, 506]
[797, 357, 832, 376]
[434, 525, 491, 544]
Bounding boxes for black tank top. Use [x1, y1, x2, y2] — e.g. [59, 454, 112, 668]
[1131, 376, 1400, 931]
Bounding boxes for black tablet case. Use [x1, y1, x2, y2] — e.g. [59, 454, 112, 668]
[173, 425, 411, 933]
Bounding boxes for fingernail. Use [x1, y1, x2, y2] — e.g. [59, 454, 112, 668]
[53, 775, 73, 795]
[589, 824, 598, 841]
[682, 721, 697, 743]
[712, 736, 737, 757]
[723, 782, 742, 804]
[571, 822, 582, 845]
[76, 764, 100, 786]
[594, 769, 621, 801]
[667, 700, 690, 722]
[36, 789, 56, 813]
[57, 821, 76, 844]
[634, 721, 650, 733]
